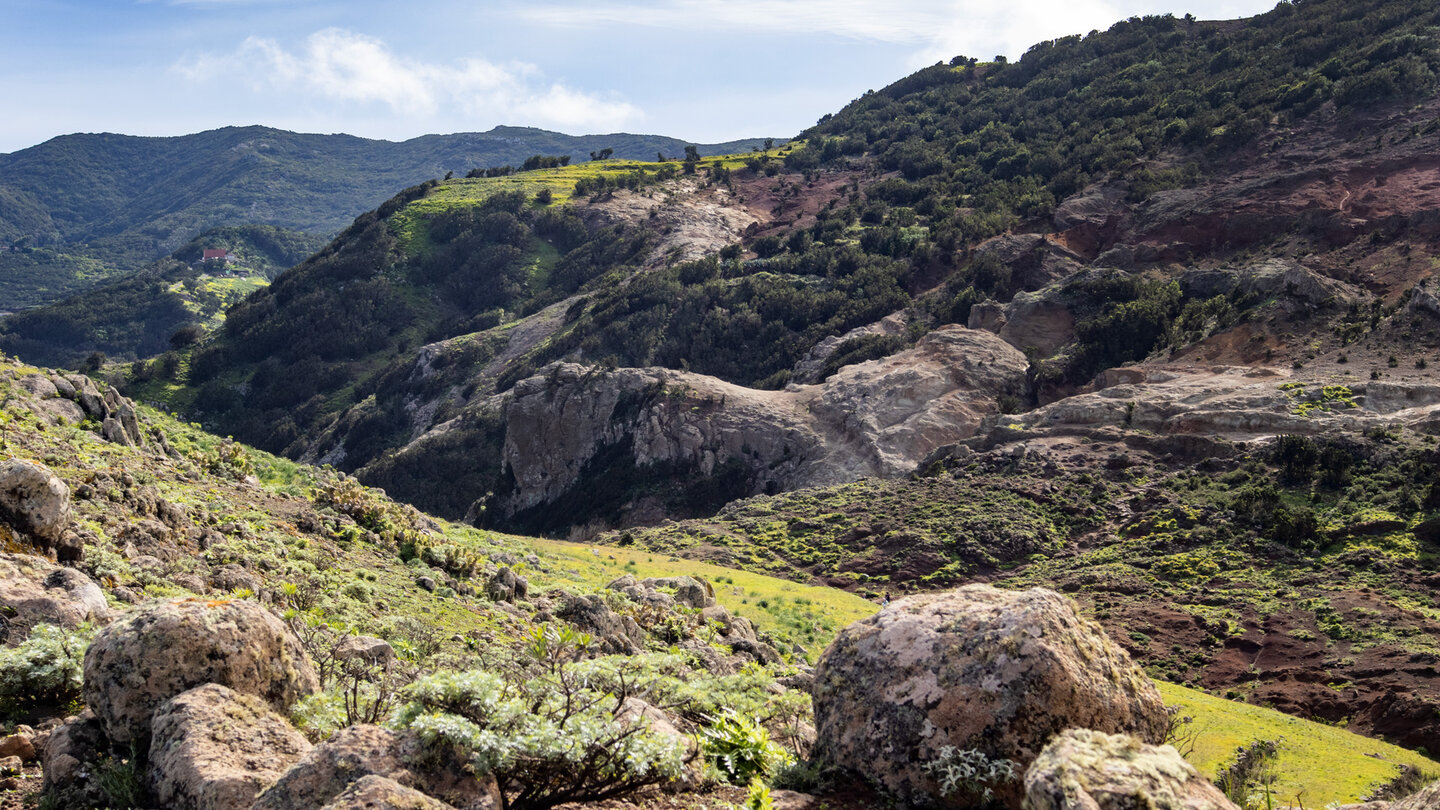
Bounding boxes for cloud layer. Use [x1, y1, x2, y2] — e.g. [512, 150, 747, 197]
[178, 28, 642, 132]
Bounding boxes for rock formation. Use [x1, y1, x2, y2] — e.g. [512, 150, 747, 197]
[812, 585, 1168, 808]
[82, 598, 319, 744]
[1022, 729, 1238, 810]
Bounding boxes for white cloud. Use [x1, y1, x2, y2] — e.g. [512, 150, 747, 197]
[514, 0, 1277, 64]
[176, 28, 642, 132]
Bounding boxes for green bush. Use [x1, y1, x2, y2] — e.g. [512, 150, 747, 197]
[0, 623, 94, 716]
[393, 668, 686, 809]
[698, 710, 792, 785]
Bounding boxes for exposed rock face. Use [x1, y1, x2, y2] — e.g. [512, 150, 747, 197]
[496, 363, 823, 520]
[996, 365, 1440, 442]
[808, 326, 1029, 477]
[83, 598, 319, 744]
[1022, 729, 1238, 810]
[493, 325, 1028, 525]
[812, 586, 1167, 808]
[253, 724, 500, 810]
[0, 554, 110, 641]
[0, 459, 72, 547]
[321, 775, 457, 810]
[147, 683, 313, 810]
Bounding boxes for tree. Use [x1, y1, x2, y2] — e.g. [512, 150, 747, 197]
[589, 148, 614, 161]
[683, 146, 701, 175]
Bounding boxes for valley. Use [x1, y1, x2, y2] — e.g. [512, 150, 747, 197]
[3, 0, 1440, 806]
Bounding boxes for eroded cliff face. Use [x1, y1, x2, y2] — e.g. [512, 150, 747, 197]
[478, 326, 1028, 530]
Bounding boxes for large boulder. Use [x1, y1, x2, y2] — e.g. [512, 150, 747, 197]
[147, 684, 312, 810]
[0, 459, 72, 548]
[252, 724, 500, 810]
[83, 598, 319, 744]
[812, 586, 1168, 808]
[1022, 729, 1238, 810]
[0, 554, 110, 641]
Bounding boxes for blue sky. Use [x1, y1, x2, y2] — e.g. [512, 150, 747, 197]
[0, 0, 1279, 154]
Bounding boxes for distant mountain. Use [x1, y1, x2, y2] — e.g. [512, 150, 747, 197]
[0, 125, 770, 309]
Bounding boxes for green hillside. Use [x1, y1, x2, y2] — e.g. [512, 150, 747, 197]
[0, 225, 324, 367]
[0, 126, 770, 310]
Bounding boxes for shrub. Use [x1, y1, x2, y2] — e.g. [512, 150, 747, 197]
[393, 663, 686, 809]
[0, 623, 94, 717]
[698, 710, 792, 785]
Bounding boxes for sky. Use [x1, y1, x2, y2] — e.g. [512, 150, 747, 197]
[0, 0, 1281, 154]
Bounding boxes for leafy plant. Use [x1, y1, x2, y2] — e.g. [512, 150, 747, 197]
[699, 710, 792, 785]
[921, 746, 1018, 802]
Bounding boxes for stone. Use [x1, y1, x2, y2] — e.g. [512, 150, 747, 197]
[209, 564, 260, 595]
[0, 755, 20, 776]
[812, 586, 1168, 809]
[555, 592, 643, 653]
[252, 724, 499, 810]
[40, 710, 108, 807]
[1023, 729, 1238, 810]
[0, 554, 110, 642]
[0, 732, 36, 762]
[484, 566, 527, 602]
[321, 775, 456, 809]
[0, 459, 72, 547]
[335, 635, 395, 667]
[147, 684, 312, 810]
[17, 374, 58, 399]
[83, 598, 319, 744]
[638, 576, 712, 609]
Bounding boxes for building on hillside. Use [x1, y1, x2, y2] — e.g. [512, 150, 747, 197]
[200, 249, 233, 264]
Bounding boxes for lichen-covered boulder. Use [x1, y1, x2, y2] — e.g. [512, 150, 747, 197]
[0, 554, 110, 642]
[812, 586, 1168, 808]
[148, 684, 312, 810]
[321, 775, 457, 809]
[252, 725, 500, 810]
[83, 598, 319, 744]
[0, 459, 72, 547]
[1022, 729, 1238, 810]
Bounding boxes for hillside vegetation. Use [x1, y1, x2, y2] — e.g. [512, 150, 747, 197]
[0, 225, 324, 367]
[1, 354, 1436, 807]
[0, 126, 768, 309]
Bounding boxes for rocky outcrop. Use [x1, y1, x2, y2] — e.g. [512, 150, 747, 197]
[252, 724, 500, 810]
[0, 459, 72, 550]
[812, 586, 1167, 808]
[1022, 729, 1238, 810]
[0, 554, 109, 641]
[83, 598, 319, 744]
[807, 326, 1029, 478]
[147, 683, 312, 810]
[494, 362, 824, 520]
[1392, 781, 1440, 810]
[484, 566, 527, 603]
[992, 365, 1440, 443]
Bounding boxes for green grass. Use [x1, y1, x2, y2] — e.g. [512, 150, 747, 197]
[389, 148, 789, 253]
[1158, 680, 1438, 805]
[527, 536, 877, 660]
